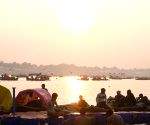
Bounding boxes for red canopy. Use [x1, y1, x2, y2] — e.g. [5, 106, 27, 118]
[16, 89, 51, 108]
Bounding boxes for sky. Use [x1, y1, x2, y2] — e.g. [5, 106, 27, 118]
[0, 0, 150, 68]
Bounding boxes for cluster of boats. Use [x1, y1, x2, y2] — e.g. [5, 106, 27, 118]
[1, 73, 150, 81]
[0, 73, 50, 81]
[80, 75, 150, 81]
[0, 74, 18, 81]
[26, 73, 49, 81]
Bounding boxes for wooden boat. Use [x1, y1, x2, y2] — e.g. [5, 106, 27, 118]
[109, 75, 122, 80]
[0, 74, 18, 81]
[135, 77, 150, 80]
[26, 74, 49, 81]
[80, 75, 89, 80]
[92, 76, 108, 81]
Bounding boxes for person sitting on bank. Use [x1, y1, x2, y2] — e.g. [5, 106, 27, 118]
[96, 88, 108, 108]
[78, 95, 89, 109]
[106, 108, 125, 125]
[41, 84, 48, 91]
[63, 108, 93, 125]
[115, 91, 125, 107]
[136, 94, 150, 107]
[47, 93, 59, 117]
[125, 90, 136, 107]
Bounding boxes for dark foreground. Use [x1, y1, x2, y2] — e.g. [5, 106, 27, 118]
[0, 111, 150, 125]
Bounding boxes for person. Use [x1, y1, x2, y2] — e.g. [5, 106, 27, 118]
[115, 91, 125, 107]
[125, 90, 136, 107]
[47, 93, 59, 117]
[96, 88, 108, 108]
[63, 108, 93, 125]
[41, 84, 48, 91]
[106, 108, 125, 125]
[136, 94, 150, 107]
[78, 95, 89, 109]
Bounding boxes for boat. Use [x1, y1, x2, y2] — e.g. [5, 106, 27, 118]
[26, 73, 49, 81]
[92, 76, 108, 81]
[0, 74, 18, 81]
[80, 75, 89, 80]
[109, 75, 122, 80]
[135, 77, 150, 80]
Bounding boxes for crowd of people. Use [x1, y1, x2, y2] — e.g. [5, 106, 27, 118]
[39, 84, 150, 125]
[109, 89, 150, 108]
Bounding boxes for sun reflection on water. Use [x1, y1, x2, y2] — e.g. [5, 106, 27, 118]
[65, 76, 82, 103]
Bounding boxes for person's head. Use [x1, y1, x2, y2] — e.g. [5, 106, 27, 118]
[52, 93, 58, 100]
[79, 108, 87, 115]
[79, 95, 83, 100]
[127, 89, 131, 95]
[101, 88, 106, 94]
[139, 93, 143, 98]
[117, 91, 121, 95]
[41, 84, 45, 89]
[106, 108, 114, 117]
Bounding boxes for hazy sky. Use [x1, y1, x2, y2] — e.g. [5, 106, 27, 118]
[0, 0, 150, 68]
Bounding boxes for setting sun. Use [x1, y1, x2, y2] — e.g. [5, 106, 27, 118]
[54, 0, 96, 34]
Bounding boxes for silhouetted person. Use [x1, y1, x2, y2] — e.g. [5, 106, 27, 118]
[96, 88, 108, 108]
[125, 90, 136, 107]
[78, 95, 89, 109]
[41, 84, 48, 91]
[106, 108, 125, 125]
[136, 94, 150, 107]
[115, 91, 125, 107]
[63, 108, 92, 125]
[47, 93, 58, 117]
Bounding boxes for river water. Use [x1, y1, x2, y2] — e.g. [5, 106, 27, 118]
[0, 76, 150, 105]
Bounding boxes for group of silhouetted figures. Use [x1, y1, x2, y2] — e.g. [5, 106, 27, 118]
[41, 85, 149, 125]
[108, 89, 150, 109]
[76, 88, 150, 111]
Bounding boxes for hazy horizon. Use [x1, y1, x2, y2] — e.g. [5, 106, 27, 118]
[1, 0, 150, 69]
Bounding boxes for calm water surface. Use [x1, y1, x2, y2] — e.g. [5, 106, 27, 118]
[0, 76, 150, 105]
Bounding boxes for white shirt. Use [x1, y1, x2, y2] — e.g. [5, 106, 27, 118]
[96, 93, 107, 103]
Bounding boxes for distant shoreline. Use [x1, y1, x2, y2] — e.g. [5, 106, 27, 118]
[0, 61, 150, 77]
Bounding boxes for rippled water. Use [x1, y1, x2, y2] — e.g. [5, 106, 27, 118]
[0, 76, 150, 105]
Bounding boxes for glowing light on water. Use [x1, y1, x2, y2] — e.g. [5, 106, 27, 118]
[66, 76, 82, 103]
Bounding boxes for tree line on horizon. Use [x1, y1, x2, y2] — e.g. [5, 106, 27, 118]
[0, 61, 150, 77]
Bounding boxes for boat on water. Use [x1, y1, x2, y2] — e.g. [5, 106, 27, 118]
[92, 76, 108, 81]
[0, 74, 18, 81]
[26, 73, 49, 81]
[135, 77, 150, 80]
[109, 75, 122, 80]
[80, 75, 89, 80]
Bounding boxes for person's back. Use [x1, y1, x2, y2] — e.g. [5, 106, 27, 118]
[64, 108, 92, 125]
[115, 91, 125, 107]
[107, 114, 124, 125]
[125, 90, 136, 107]
[106, 108, 124, 125]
